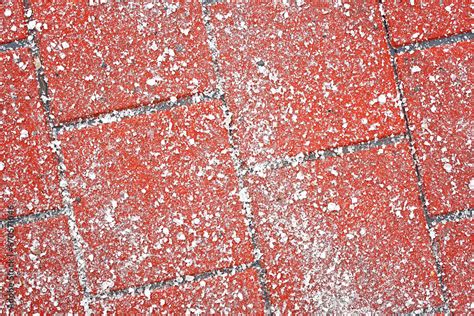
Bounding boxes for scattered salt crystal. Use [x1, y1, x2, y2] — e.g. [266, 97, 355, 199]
[4, 9, 12, 17]
[146, 78, 157, 86]
[177, 232, 186, 241]
[378, 94, 387, 104]
[327, 202, 340, 212]
[469, 179, 474, 190]
[443, 163, 452, 173]
[20, 129, 29, 139]
[27, 20, 36, 30]
[411, 66, 421, 74]
[0, 162, 4, 171]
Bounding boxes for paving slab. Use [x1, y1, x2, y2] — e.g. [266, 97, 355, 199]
[384, 0, 473, 47]
[31, 0, 215, 123]
[58, 99, 253, 294]
[0, 48, 61, 219]
[435, 219, 473, 313]
[246, 141, 442, 313]
[209, 2, 405, 166]
[0, 0, 27, 44]
[397, 41, 473, 216]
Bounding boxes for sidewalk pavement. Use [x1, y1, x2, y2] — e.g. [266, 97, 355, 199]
[1, 0, 472, 314]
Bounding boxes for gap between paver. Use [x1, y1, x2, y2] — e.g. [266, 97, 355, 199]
[379, 1, 452, 311]
[0, 0, 472, 311]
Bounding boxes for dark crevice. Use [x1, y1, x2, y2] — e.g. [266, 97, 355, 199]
[379, 1, 451, 310]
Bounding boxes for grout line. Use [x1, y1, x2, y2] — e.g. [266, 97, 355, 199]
[6, 208, 15, 310]
[201, 0, 224, 5]
[395, 32, 474, 54]
[429, 208, 474, 227]
[54, 90, 220, 134]
[0, 208, 67, 229]
[247, 134, 408, 174]
[22, 0, 91, 307]
[401, 304, 448, 316]
[379, 1, 450, 311]
[0, 38, 30, 52]
[90, 261, 258, 301]
[201, 3, 273, 314]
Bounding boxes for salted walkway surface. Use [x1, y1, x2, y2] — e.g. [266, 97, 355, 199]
[0, 1, 472, 314]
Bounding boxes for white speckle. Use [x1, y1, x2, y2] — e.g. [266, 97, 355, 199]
[27, 20, 37, 30]
[180, 28, 190, 36]
[469, 179, 474, 190]
[61, 42, 70, 49]
[0, 162, 4, 171]
[177, 232, 186, 241]
[150, 41, 159, 51]
[88, 172, 96, 180]
[146, 78, 157, 86]
[4, 9, 12, 17]
[294, 190, 307, 201]
[443, 163, 452, 173]
[411, 66, 421, 74]
[20, 129, 29, 139]
[327, 202, 340, 212]
[360, 227, 366, 236]
[162, 227, 169, 235]
[377, 94, 387, 104]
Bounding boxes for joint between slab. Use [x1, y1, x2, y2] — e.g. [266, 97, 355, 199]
[247, 133, 408, 175]
[379, 1, 451, 309]
[395, 32, 474, 55]
[200, 3, 273, 314]
[0, 39, 30, 52]
[54, 90, 220, 133]
[89, 260, 258, 302]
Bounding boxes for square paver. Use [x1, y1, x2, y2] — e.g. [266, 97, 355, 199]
[59, 99, 254, 294]
[12, 216, 83, 313]
[0, 48, 61, 219]
[0, 0, 27, 44]
[31, 0, 215, 123]
[246, 141, 442, 313]
[209, 2, 405, 165]
[90, 268, 264, 314]
[435, 219, 473, 313]
[397, 41, 473, 216]
[383, 0, 473, 47]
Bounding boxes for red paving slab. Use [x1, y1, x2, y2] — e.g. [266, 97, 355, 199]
[397, 42, 473, 216]
[0, 48, 61, 220]
[210, 2, 405, 165]
[383, 0, 473, 47]
[30, 0, 215, 124]
[1, 1, 473, 314]
[246, 142, 442, 313]
[0, 0, 27, 44]
[0, 229, 9, 312]
[12, 216, 83, 313]
[90, 268, 264, 314]
[59, 99, 253, 294]
[435, 219, 473, 314]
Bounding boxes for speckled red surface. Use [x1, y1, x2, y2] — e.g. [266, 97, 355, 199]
[0, 1, 472, 314]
